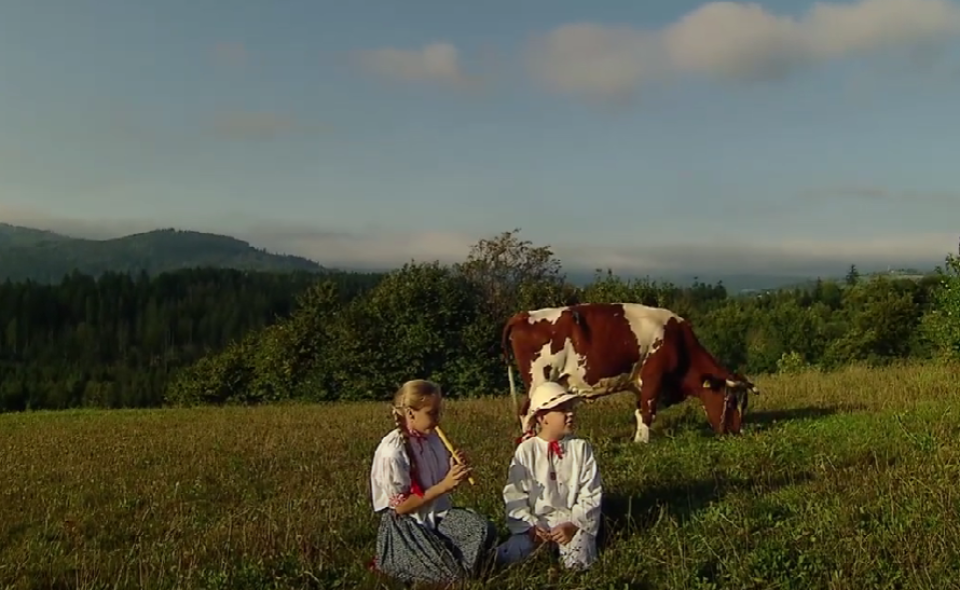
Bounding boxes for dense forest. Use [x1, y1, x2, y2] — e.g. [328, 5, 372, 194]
[0, 268, 383, 411]
[0, 224, 325, 283]
[2, 229, 958, 413]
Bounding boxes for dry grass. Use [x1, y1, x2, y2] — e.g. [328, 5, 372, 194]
[3, 363, 960, 589]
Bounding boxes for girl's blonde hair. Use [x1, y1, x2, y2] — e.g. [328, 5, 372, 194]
[391, 379, 443, 486]
[392, 379, 442, 422]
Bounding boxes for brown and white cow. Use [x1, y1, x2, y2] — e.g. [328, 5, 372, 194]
[501, 302, 760, 442]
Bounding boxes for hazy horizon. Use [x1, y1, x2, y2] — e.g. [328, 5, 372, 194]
[3, 0, 960, 278]
[0, 216, 945, 282]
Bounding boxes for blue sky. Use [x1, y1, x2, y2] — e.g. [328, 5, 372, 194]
[2, 0, 960, 276]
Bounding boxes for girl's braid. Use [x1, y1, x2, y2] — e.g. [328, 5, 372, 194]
[393, 405, 421, 493]
[391, 379, 439, 496]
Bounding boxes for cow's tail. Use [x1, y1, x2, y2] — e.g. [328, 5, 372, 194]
[508, 363, 519, 418]
[501, 315, 521, 419]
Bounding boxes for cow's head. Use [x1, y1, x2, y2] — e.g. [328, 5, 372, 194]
[697, 374, 760, 435]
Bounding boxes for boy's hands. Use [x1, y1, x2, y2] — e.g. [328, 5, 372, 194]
[528, 522, 578, 546]
[528, 525, 552, 545]
[549, 522, 579, 546]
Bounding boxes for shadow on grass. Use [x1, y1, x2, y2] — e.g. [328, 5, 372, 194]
[596, 404, 855, 548]
[637, 403, 859, 443]
[674, 404, 861, 439]
[745, 405, 859, 431]
[597, 470, 816, 551]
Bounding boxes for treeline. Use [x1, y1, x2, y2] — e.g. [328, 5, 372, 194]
[4, 230, 959, 412]
[166, 231, 960, 406]
[0, 268, 384, 411]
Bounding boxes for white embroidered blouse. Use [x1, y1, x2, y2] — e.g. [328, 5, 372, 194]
[369, 428, 452, 529]
[502, 435, 603, 537]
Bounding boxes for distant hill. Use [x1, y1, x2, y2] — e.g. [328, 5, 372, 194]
[564, 269, 840, 294]
[0, 224, 326, 283]
[0, 223, 71, 248]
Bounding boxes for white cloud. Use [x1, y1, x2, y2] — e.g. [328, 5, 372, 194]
[1, 204, 953, 276]
[356, 42, 467, 86]
[525, 24, 666, 102]
[525, 0, 960, 99]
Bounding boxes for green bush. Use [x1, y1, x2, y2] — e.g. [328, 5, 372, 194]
[164, 230, 958, 406]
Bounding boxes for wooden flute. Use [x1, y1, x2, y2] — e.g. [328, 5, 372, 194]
[434, 426, 477, 486]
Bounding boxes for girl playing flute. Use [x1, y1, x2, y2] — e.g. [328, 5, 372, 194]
[368, 379, 498, 585]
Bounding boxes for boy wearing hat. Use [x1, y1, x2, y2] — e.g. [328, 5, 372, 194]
[494, 381, 603, 571]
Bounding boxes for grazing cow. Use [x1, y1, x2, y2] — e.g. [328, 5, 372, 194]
[501, 302, 760, 442]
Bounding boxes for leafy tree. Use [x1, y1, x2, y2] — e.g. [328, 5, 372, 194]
[457, 228, 566, 321]
[921, 251, 960, 361]
[845, 264, 860, 286]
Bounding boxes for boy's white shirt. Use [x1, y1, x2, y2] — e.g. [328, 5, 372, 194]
[502, 435, 603, 537]
[369, 429, 452, 529]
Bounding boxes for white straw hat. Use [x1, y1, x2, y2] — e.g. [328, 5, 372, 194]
[522, 382, 580, 433]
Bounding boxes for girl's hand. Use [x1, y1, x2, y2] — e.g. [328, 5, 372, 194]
[453, 449, 470, 468]
[440, 457, 471, 493]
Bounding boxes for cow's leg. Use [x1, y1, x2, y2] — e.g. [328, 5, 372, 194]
[633, 372, 662, 444]
[633, 404, 651, 443]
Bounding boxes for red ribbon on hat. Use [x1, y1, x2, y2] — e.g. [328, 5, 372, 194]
[515, 430, 535, 445]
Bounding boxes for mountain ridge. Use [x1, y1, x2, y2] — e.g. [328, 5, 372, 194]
[0, 223, 939, 290]
[0, 224, 327, 283]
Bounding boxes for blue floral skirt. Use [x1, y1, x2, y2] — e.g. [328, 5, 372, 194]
[374, 507, 498, 585]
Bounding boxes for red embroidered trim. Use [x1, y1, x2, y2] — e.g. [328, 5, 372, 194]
[409, 477, 424, 497]
[388, 492, 410, 508]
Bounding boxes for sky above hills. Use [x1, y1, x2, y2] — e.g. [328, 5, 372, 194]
[2, 0, 960, 276]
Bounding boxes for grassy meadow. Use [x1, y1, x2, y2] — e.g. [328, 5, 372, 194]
[2, 363, 960, 590]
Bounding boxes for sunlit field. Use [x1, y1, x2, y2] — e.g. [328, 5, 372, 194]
[2, 363, 960, 589]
